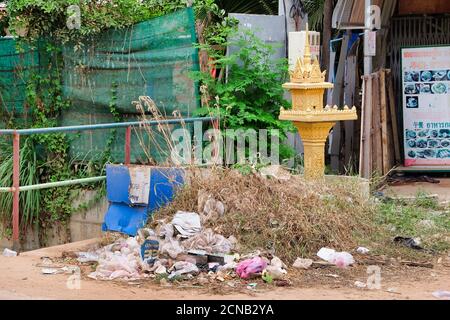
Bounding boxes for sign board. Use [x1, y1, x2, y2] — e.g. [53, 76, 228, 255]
[401, 46, 450, 166]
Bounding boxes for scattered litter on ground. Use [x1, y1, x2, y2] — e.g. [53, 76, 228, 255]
[2, 248, 17, 257]
[43, 167, 443, 293]
[387, 288, 401, 294]
[263, 265, 287, 281]
[432, 290, 450, 300]
[393, 236, 423, 250]
[317, 248, 355, 268]
[168, 261, 199, 279]
[356, 247, 370, 254]
[41, 268, 61, 275]
[246, 283, 257, 290]
[236, 257, 267, 279]
[293, 258, 313, 270]
[77, 252, 99, 263]
[354, 281, 366, 288]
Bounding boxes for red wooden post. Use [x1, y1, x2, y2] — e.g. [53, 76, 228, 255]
[125, 126, 131, 165]
[12, 132, 20, 250]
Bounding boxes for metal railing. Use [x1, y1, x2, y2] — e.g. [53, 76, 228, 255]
[0, 117, 217, 249]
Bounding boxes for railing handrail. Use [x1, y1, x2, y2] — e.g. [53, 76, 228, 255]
[1, 116, 218, 249]
[0, 117, 217, 135]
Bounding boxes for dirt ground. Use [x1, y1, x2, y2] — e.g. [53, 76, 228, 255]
[0, 239, 449, 300]
[383, 177, 450, 203]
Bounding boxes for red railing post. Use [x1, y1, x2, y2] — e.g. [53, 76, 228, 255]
[12, 132, 20, 251]
[125, 126, 131, 166]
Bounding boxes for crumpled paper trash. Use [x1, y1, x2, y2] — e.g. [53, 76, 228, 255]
[182, 228, 236, 254]
[293, 258, 313, 270]
[317, 247, 355, 268]
[270, 256, 287, 269]
[168, 261, 199, 279]
[77, 252, 99, 263]
[356, 247, 370, 254]
[263, 265, 287, 281]
[262, 256, 287, 281]
[158, 222, 175, 239]
[171, 211, 202, 238]
[236, 257, 267, 279]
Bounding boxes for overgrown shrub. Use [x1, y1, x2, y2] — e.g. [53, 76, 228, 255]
[194, 31, 296, 162]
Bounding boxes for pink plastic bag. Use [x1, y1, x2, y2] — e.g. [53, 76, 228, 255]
[236, 257, 267, 279]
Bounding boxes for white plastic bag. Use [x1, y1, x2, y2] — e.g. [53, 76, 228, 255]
[293, 258, 313, 270]
[159, 237, 184, 259]
[171, 211, 202, 238]
[2, 248, 17, 257]
[317, 247, 354, 268]
[77, 252, 99, 263]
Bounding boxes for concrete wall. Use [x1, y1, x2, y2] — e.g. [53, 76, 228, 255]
[0, 190, 108, 252]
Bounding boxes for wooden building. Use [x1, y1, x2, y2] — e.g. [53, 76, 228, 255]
[331, 0, 450, 178]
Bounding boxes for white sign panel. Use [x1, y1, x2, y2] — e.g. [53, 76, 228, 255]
[401, 46, 450, 166]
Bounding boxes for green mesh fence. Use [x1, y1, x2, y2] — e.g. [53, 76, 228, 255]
[61, 8, 200, 162]
[0, 8, 200, 163]
[0, 38, 41, 126]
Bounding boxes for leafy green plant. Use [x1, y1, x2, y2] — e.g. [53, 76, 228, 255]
[194, 31, 295, 162]
[0, 138, 40, 228]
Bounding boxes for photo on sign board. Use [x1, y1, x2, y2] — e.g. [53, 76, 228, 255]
[420, 70, 432, 82]
[431, 82, 447, 94]
[441, 140, 450, 148]
[439, 129, 450, 138]
[406, 139, 416, 148]
[404, 71, 419, 82]
[431, 129, 439, 138]
[417, 129, 429, 138]
[406, 129, 417, 139]
[406, 96, 419, 108]
[404, 84, 418, 94]
[407, 150, 416, 158]
[437, 149, 450, 158]
[432, 70, 447, 81]
[417, 83, 431, 94]
[416, 139, 427, 148]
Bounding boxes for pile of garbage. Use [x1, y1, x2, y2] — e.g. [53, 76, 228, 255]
[77, 205, 243, 281]
[77, 211, 361, 284]
[76, 200, 300, 283]
[74, 168, 369, 284]
[152, 167, 376, 262]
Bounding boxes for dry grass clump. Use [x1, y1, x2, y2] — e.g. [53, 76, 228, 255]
[151, 167, 378, 262]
